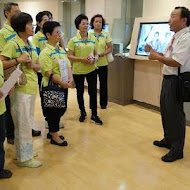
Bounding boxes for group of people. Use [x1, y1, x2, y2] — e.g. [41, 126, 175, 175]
[0, 2, 113, 179]
[0, 1, 189, 181]
[149, 31, 172, 53]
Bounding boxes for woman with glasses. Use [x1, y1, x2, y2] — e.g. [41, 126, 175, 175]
[0, 12, 42, 168]
[89, 14, 113, 109]
[68, 14, 103, 125]
[33, 11, 66, 131]
[39, 21, 72, 146]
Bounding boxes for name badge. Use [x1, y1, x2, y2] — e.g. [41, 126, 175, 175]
[59, 59, 68, 82]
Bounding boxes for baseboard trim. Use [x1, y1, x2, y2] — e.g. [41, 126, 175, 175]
[133, 100, 190, 127]
[133, 100, 160, 112]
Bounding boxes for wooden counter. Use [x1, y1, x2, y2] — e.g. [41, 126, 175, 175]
[108, 56, 134, 105]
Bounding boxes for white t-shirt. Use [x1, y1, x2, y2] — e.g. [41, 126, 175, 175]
[163, 27, 190, 75]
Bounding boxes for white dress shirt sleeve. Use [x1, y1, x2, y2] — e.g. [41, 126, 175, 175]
[172, 33, 190, 66]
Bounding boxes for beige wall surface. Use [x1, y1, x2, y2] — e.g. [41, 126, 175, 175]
[18, 0, 60, 25]
[143, 0, 190, 18]
[85, 0, 122, 33]
[85, 0, 105, 20]
[133, 60, 162, 107]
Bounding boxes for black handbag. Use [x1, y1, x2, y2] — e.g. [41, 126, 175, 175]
[42, 74, 65, 108]
[177, 67, 190, 102]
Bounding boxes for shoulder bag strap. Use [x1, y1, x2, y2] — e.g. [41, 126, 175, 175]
[48, 73, 54, 86]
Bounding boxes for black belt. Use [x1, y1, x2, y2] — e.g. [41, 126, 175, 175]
[164, 75, 178, 79]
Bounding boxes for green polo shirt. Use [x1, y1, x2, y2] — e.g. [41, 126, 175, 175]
[67, 33, 98, 74]
[32, 31, 47, 55]
[0, 23, 17, 52]
[89, 30, 112, 67]
[39, 43, 71, 87]
[1, 36, 38, 95]
[0, 61, 6, 115]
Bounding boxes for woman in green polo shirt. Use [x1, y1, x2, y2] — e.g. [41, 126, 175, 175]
[33, 11, 65, 131]
[0, 60, 12, 179]
[89, 14, 113, 109]
[0, 12, 42, 168]
[68, 14, 103, 125]
[32, 11, 49, 93]
[33, 11, 49, 55]
[39, 21, 72, 146]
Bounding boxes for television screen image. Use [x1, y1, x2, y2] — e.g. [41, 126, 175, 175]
[136, 22, 174, 56]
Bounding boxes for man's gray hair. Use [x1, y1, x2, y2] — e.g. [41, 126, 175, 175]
[4, 2, 19, 18]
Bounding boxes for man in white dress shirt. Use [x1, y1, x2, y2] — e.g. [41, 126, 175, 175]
[145, 7, 190, 162]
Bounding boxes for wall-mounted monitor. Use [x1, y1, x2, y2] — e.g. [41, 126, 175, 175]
[129, 17, 174, 60]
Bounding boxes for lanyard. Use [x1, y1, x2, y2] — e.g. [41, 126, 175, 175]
[13, 40, 33, 60]
[46, 45, 66, 61]
[24, 42, 33, 60]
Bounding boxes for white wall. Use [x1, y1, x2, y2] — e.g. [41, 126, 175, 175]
[143, 0, 190, 18]
[105, 0, 122, 21]
[85, 0, 105, 20]
[85, 0, 122, 32]
[17, 0, 60, 25]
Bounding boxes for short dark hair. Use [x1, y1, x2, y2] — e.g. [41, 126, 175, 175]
[90, 14, 106, 30]
[35, 11, 50, 33]
[42, 21, 60, 39]
[175, 6, 190, 26]
[75, 14, 88, 29]
[43, 11, 53, 20]
[11, 12, 33, 33]
[4, 2, 19, 18]
[36, 11, 49, 23]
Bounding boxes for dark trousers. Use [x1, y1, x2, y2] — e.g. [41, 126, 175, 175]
[73, 70, 97, 116]
[38, 72, 48, 122]
[96, 66, 108, 107]
[37, 72, 43, 91]
[41, 89, 68, 132]
[160, 76, 186, 153]
[0, 113, 6, 171]
[37, 72, 44, 115]
[5, 96, 14, 139]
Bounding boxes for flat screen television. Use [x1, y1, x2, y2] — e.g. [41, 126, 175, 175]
[129, 17, 174, 60]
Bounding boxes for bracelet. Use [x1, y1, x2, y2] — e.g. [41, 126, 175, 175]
[15, 58, 19, 64]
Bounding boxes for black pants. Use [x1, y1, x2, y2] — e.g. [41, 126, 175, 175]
[73, 70, 97, 116]
[0, 113, 6, 171]
[160, 76, 186, 153]
[37, 72, 43, 91]
[41, 89, 68, 132]
[37, 72, 44, 116]
[5, 96, 14, 139]
[96, 66, 108, 107]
